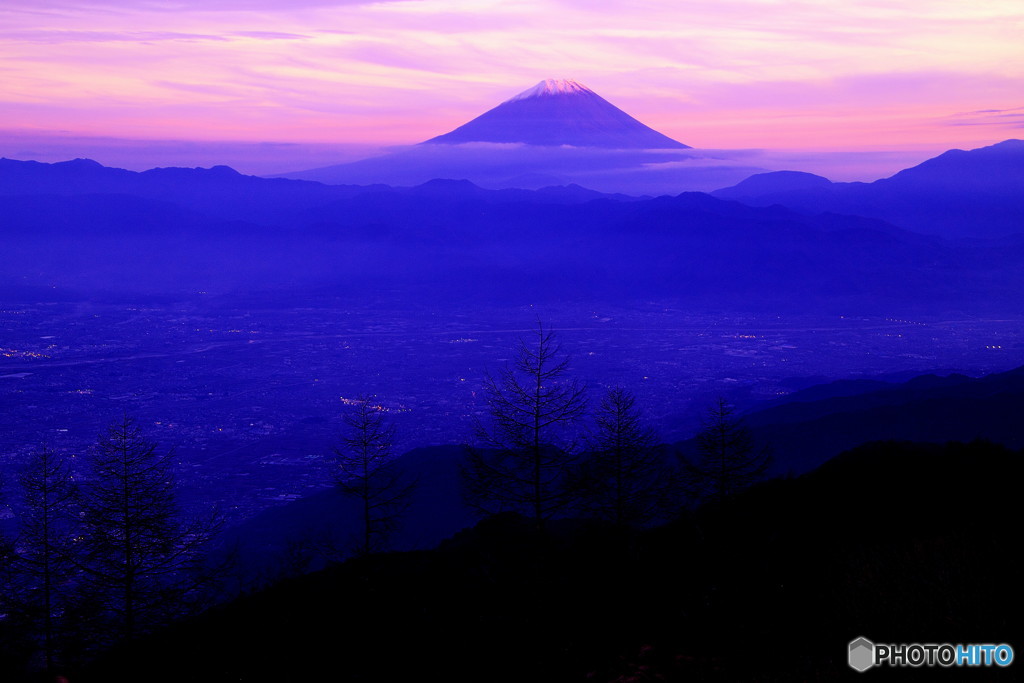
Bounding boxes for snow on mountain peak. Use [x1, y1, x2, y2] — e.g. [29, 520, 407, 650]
[505, 79, 594, 103]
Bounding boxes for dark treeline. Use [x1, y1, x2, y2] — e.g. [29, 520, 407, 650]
[1, 325, 1018, 681]
[0, 417, 223, 681]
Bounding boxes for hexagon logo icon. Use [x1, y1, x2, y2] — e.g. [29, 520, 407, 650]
[849, 637, 875, 672]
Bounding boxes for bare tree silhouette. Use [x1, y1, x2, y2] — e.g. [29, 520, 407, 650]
[334, 398, 417, 556]
[14, 445, 79, 672]
[682, 398, 771, 503]
[81, 415, 221, 643]
[463, 322, 587, 530]
[577, 387, 679, 526]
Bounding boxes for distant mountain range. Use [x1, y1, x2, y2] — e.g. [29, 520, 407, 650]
[712, 139, 1024, 238]
[2, 151, 1022, 310]
[0, 156, 624, 227]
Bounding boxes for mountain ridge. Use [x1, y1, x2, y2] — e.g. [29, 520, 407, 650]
[4, 150, 1024, 311]
[711, 139, 1024, 237]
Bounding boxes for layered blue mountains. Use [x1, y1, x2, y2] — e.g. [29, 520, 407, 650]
[2, 138, 1023, 313]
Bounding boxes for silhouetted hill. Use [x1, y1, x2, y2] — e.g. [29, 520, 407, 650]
[711, 139, 1024, 238]
[0, 156, 359, 225]
[691, 364, 1024, 475]
[711, 169, 832, 200]
[210, 445, 473, 590]
[884, 138, 1024, 193]
[78, 439, 1024, 683]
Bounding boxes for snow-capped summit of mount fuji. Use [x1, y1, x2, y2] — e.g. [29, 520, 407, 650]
[504, 78, 595, 102]
[423, 79, 690, 149]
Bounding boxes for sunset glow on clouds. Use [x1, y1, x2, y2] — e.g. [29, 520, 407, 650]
[1, 0, 1022, 174]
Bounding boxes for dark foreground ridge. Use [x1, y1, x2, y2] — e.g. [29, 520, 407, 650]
[76, 439, 1022, 682]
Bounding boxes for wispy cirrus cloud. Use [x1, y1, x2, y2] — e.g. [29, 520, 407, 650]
[0, 29, 229, 43]
[946, 106, 1024, 129]
[230, 31, 311, 40]
[2, 0, 411, 11]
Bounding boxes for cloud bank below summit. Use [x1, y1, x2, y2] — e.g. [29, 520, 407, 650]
[281, 144, 767, 194]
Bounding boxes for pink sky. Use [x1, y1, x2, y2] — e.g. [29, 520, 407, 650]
[1, 0, 1021, 178]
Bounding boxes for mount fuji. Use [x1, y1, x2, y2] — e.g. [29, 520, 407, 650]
[282, 79, 761, 193]
[423, 78, 690, 149]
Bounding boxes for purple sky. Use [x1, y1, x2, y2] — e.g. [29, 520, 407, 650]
[2, 0, 1021, 179]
